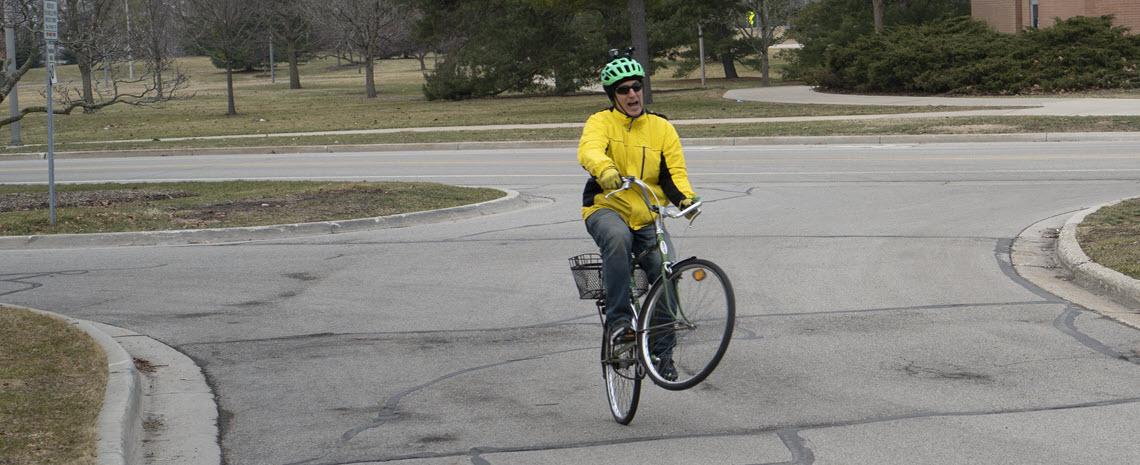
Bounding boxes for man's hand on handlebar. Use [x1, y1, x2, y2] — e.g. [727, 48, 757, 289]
[603, 177, 704, 224]
[598, 168, 623, 190]
[679, 196, 701, 221]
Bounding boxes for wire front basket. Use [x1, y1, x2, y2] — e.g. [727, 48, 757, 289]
[569, 253, 649, 300]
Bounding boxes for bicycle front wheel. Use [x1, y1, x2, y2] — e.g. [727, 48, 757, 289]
[639, 258, 735, 390]
[602, 326, 641, 424]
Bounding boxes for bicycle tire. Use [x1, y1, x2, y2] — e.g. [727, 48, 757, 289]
[639, 258, 735, 390]
[602, 325, 641, 424]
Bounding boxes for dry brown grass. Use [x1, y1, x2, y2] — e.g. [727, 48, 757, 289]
[0, 306, 107, 465]
[1078, 198, 1140, 280]
[0, 181, 503, 235]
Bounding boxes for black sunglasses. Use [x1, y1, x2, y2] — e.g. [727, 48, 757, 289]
[615, 82, 643, 95]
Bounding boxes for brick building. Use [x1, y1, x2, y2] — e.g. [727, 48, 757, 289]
[972, 0, 1140, 34]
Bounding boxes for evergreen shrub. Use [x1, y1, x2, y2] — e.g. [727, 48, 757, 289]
[815, 16, 1140, 94]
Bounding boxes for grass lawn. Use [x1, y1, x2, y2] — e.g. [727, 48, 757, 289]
[2, 54, 1016, 153]
[0, 306, 106, 465]
[15, 114, 1140, 155]
[0, 181, 503, 235]
[1078, 198, 1140, 280]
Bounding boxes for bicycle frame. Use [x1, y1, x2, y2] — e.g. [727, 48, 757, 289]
[603, 177, 703, 339]
[587, 175, 731, 417]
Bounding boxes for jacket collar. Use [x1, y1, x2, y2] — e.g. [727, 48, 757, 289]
[608, 107, 644, 129]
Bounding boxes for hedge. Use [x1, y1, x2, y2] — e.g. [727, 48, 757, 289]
[814, 16, 1140, 94]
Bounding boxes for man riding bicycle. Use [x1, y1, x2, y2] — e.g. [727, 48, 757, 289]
[578, 49, 699, 379]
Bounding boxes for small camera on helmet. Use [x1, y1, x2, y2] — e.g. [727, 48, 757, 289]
[608, 47, 635, 59]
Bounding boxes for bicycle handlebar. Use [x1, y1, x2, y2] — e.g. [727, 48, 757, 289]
[604, 176, 702, 224]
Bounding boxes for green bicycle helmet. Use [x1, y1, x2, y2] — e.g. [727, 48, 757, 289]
[600, 56, 644, 86]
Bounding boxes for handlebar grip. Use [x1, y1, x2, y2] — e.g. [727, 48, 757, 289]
[673, 201, 703, 218]
[603, 177, 634, 199]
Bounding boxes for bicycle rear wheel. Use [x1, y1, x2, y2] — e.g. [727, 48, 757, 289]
[602, 326, 641, 424]
[639, 258, 735, 390]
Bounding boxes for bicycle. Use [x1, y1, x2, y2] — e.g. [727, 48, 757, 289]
[569, 177, 735, 424]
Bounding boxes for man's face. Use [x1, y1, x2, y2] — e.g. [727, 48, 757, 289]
[613, 79, 644, 117]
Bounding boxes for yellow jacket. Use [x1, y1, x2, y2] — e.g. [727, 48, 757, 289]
[578, 108, 696, 230]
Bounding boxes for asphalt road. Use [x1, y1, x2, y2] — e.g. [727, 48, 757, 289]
[3, 141, 1140, 464]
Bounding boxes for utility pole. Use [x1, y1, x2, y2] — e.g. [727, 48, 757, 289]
[5, 0, 21, 146]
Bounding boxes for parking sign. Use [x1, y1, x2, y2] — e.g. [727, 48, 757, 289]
[43, 1, 57, 41]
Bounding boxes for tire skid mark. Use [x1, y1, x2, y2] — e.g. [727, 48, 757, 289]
[0, 270, 89, 296]
[0, 264, 168, 297]
[1004, 227, 1139, 364]
[1053, 306, 1135, 363]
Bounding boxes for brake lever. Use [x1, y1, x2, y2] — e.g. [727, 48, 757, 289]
[603, 177, 633, 199]
[686, 208, 702, 227]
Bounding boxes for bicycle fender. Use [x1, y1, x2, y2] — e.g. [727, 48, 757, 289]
[672, 256, 699, 270]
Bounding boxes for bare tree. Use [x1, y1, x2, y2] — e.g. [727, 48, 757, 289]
[1, 0, 39, 106]
[180, 0, 260, 115]
[60, 0, 120, 110]
[266, 0, 311, 89]
[135, 0, 178, 98]
[738, 0, 802, 86]
[320, 0, 405, 98]
[0, 0, 180, 127]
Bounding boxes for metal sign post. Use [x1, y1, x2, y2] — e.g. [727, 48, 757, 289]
[5, 1, 21, 146]
[44, 0, 58, 225]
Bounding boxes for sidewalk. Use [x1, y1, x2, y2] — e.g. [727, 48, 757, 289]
[725, 86, 1140, 116]
[9, 85, 1140, 155]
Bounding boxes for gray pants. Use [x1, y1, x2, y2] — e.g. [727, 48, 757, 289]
[585, 209, 673, 327]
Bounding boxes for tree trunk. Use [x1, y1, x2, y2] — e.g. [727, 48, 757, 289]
[761, 49, 770, 86]
[78, 59, 95, 111]
[760, 1, 772, 86]
[872, 0, 884, 34]
[628, 0, 651, 104]
[150, 35, 164, 98]
[154, 63, 164, 99]
[364, 55, 376, 98]
[287, 39, 301, 89]
[721, 53, 738, 80]
[225, 61, 236, 115]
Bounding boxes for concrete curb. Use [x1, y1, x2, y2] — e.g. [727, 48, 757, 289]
[91, 322, 222, 465]
[1056, 200, 1140, 310]
[0, 188, 525, 250]
[4, 305, 143, 465]
[8, 131, 1140, 160]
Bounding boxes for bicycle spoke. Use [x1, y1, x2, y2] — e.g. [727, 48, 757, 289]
[639, 259, 735, 390]
[603, 327, 641, 424]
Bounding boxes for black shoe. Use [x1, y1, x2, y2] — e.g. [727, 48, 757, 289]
[657, 358, 678, 382]
[605, 318, 634, 343]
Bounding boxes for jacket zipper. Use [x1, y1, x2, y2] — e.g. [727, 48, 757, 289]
[640, 146, 646, 180]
